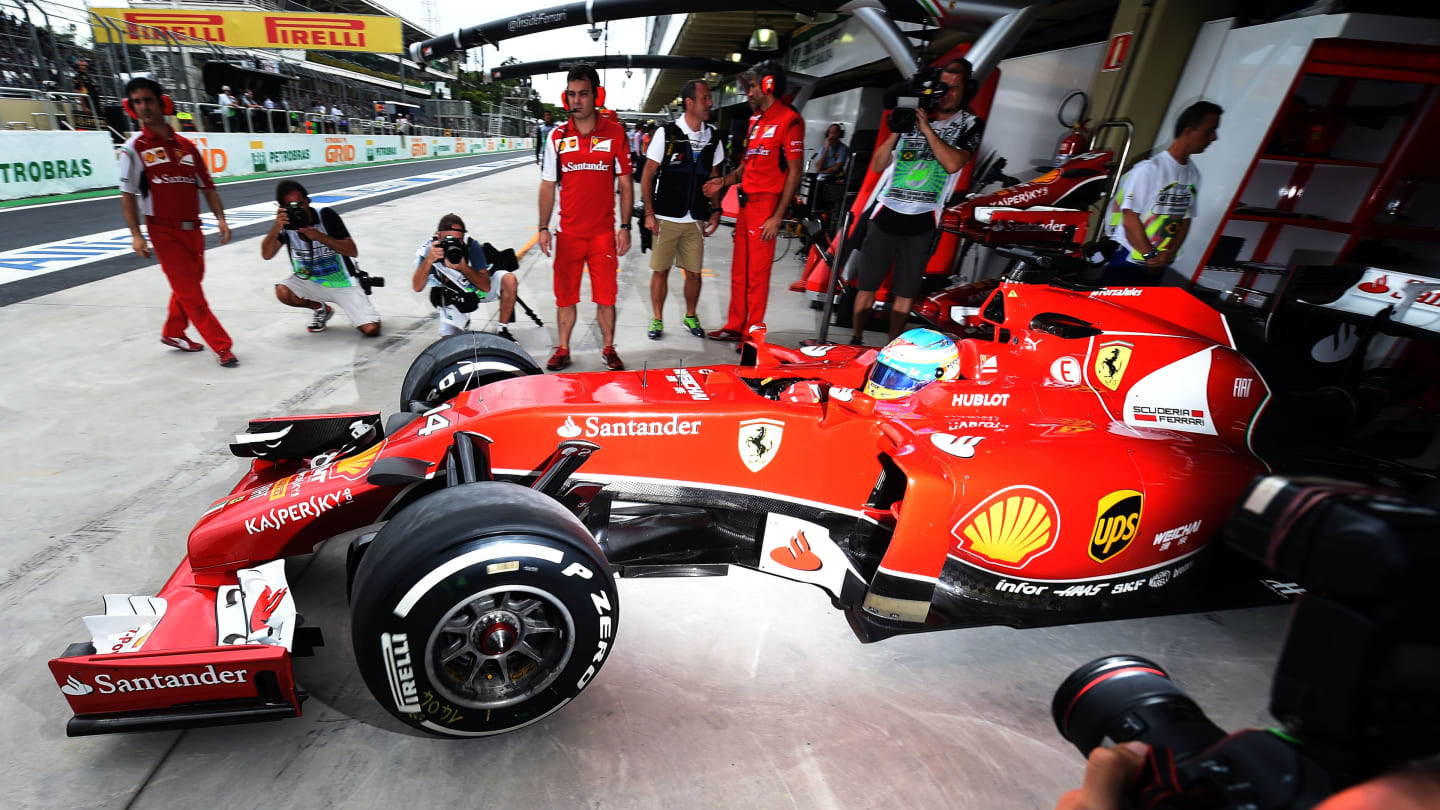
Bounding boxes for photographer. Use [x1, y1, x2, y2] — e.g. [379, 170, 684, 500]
[1056, 744, 1440, 810]
[411, 213, 519, 339]
[850, 59, 982, 345]
[260, 180, 381, 337]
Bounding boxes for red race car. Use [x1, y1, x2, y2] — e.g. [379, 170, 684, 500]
[49, 261, 1279, 739]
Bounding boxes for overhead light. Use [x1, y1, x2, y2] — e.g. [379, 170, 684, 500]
[794, 12, 838, 25]
[748, 27, 778, 52]
[729, 52, 743, 62]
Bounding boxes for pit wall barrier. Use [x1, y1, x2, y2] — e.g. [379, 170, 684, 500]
[0, 132, 534, 201]
[1, 131, 120, 200]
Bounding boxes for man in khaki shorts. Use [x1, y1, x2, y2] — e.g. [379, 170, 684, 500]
[641, 79, 724, 339]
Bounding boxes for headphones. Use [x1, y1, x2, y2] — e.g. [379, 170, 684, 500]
[751, 60, 782, 96]
[122, 90, 175, 119]
[561, 65, 605, 111]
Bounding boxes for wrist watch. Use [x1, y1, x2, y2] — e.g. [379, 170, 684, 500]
[1142, 246, 1160, 260]
[619, 223, 632, 231]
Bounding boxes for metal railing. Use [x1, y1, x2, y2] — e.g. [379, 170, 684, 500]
[0, 84, 103, 130]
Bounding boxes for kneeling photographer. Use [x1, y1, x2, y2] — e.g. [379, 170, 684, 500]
[261, 180, 382, 337]
[412, 213, 519, 339]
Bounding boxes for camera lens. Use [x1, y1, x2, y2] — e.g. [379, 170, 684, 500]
[1052, 655, 1225, 759]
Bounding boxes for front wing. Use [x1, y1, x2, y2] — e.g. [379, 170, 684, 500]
[48, 559, 306, 736]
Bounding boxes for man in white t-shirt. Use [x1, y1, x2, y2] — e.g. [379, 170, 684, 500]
[640, 79, 725, 340]
[1104, 100, 1222, 286]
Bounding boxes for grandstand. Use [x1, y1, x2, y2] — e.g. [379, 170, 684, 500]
[0, 0, 533, 139]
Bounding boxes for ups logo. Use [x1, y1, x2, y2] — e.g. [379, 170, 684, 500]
[1089, 489, 1143, 563]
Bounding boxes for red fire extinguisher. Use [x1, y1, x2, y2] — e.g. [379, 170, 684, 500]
[1054, 90, 1090, 167]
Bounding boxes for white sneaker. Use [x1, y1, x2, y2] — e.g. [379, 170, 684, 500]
[307, 304, 334, 333]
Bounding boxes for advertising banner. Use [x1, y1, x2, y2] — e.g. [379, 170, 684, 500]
[198, 134, 405, 177]
[0, 131, 119, 201]
[91, 8, 403, 54]
[3, 131, 532, 200]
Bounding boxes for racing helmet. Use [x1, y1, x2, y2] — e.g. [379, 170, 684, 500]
[863, 328, 961, 400]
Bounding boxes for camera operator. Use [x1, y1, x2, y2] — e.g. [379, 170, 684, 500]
[1056, 745, 1440, 810]
[411, 213, 519, 339]
[850, 59, 982, 345]
[260, 179, 381, 337]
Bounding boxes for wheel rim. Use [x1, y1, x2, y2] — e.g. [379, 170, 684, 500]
[424, 585, 575, 710]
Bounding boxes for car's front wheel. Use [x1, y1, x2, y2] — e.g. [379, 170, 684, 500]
[399, 332, 541, 413]
[350, 483, 619, 737]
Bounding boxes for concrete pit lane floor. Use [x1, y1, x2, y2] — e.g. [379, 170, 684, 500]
[0, 159, 1288, 809]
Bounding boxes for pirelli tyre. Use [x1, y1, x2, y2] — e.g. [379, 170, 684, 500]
[400, 332, 541, 412]
[351, 483, 619, 737]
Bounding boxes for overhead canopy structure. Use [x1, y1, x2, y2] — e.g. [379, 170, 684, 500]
[486, 54, 746, 83]
[640, 10, 819, 111]
[412, 1, 1120, 114]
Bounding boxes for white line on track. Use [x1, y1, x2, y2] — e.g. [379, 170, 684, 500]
[0, 154, 533, 285]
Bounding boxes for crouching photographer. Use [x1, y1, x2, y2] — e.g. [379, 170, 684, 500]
[412, 213, 519, 339]
[261, 180, 382, 336]
[1054, 476, 1440, 810]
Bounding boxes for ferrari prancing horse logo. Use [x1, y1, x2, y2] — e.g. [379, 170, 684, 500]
[1094, 340, 1133, 391]
[738, 418, 783, 472]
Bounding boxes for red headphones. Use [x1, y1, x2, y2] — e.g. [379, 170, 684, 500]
[122, 93, 176, 119]
[561, 66, 605, 111]
[560, 84, 605, 111]
[752, 61, 779, 96]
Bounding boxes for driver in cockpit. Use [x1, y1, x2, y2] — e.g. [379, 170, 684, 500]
[862, 328, 962, 400]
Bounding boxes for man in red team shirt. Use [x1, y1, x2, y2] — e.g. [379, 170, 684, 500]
[538, 65, 634, 371]
[118, 77, 237, 366]
[702, 61, 804, 342]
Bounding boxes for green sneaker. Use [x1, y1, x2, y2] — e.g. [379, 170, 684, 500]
[648, 318, 663, 340]
[683, 314, 704, 337]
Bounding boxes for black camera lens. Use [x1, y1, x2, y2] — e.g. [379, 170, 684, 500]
[283, 202, 307, 230]
[438, 236, 465, 264]
[1052, 655, 1225, 759]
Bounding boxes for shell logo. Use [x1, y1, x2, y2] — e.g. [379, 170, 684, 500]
[952, 485, 1060, 569]
[332, 441, 383, 480]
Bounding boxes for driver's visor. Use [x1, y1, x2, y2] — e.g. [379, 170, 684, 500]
[866, 363, 928, 397]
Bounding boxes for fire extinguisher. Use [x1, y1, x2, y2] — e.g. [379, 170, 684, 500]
[1054, 90, 1090, 167]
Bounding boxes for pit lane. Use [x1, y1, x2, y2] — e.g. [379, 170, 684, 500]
[0, 162, 1288, 809]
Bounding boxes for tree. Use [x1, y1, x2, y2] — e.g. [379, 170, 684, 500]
[452, 56, 533, 116]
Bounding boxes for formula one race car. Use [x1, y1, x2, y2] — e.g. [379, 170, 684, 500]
[50, 257, 1282, 739]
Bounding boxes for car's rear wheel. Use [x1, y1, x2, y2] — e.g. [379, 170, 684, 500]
[400, 333, 541, 412]
[351, 483, 619, 737]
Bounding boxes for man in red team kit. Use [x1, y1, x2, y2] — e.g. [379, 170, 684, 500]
[702, 61, 804, 342]
[118, 77, 237, 366]
[538, 64, 634, 371]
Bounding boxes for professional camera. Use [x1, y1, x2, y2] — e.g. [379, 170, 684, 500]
[886, 67, 947, 133]
[438, 234, 467, 265]
[283, 201, 312, 230]
[428, 282, 479, 313]
[1052, 476, 1440, 809]
[355, 268, 384, 296]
